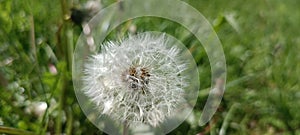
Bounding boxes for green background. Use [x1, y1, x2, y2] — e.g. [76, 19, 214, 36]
[0, 0, 299, 134]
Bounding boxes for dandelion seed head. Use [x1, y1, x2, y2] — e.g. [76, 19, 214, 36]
[83, 33, 189, 127]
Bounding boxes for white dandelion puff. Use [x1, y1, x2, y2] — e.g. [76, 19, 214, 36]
[82, 33, 189, 127]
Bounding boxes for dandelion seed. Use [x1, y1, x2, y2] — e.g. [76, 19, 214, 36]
[82, 33, 189, 127]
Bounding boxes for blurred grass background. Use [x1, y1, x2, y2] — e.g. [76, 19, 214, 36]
[0, 0, 300, 134]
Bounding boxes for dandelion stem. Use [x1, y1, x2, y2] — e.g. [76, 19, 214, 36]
[122, 121, 129, 135]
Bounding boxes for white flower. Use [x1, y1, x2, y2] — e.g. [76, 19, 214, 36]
[82, 33, 188, 127]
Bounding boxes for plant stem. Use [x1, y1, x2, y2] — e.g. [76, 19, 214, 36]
[29, 15, 36, 60]
[66, 107, 73, 135]
[0, 126, 37, 135]
[219, 103, 239, 135]
[123, 121, 129, 135]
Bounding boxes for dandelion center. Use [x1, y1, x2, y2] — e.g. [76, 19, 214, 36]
[122, 66, 150, 91]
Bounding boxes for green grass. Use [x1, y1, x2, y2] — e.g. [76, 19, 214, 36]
[1, 0, 300, 134]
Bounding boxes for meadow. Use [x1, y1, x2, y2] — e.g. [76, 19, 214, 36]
[0, 0, 299, 134]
